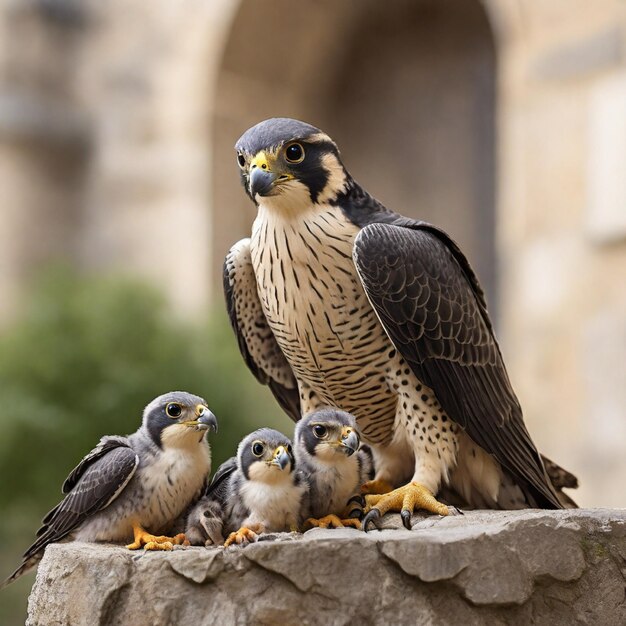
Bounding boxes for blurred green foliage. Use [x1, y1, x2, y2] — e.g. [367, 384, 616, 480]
[0, 268, 291, 625]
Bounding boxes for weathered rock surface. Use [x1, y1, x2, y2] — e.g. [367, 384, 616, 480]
[27, 509, 626, 626]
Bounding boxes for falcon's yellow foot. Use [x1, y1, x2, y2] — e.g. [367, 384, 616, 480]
[224, 526, 259, 547]
[362, 482, 462, 531]
[143, 540, 173, 551]
[304, 514, 361, 530]
[126, 524, 188, 550]
[361, 479, 394, 495]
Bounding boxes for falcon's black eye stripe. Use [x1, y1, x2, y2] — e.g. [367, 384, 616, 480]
[166, 403, 182, 418]
[285, 142, 304, 163]
[237, 152, 246, 168]
[252, 441, 265, 457]
[313, 425, 327, 439]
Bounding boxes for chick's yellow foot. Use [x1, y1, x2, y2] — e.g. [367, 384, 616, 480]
[126, 524, 188, 551]
[363, 482, 460, 531]
[304, 514, 361, 530]
[143, 540, 173, 551]
[361, 479, 394, 495]
[224, 527, 259, 547]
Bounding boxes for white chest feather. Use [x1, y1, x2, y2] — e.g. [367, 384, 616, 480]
[249, 203, 397, 438]
[139, 444, 210, 524]
[240, 479, 305, 532]
[250, 204, 360, 325]
[312, 457, 360, 516]
[250, 205, 386, 381]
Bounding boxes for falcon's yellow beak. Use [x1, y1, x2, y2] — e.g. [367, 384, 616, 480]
[269, 445, 291, 470]
[339, 426, 359, 456]
[249, 151, 294, 197]
[183, 406, 218, 432]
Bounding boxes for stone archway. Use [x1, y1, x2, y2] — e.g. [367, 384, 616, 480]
[212, 0, 497, 315]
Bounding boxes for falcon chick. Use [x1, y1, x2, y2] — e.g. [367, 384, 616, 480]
[2, 391, 217, 587]
[187, 428, 306, 547]
[224, 117, 577, 532]
[295, 408, 372, 530]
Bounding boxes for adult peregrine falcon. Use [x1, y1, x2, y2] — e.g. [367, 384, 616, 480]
[224, 118, 576, 530]
[2, 391, 217, 587]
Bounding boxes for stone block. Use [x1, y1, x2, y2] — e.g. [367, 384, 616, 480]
[27, 509, 626, 625]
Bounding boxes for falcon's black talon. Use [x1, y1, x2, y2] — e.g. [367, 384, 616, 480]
[362, 509, 382, 532]
[347, 508, 362, 519]
[348, 495, 366, 506]
[346, 494, 366, 519]
[446, 506, 464, 516]
[401, 509, 413, 530]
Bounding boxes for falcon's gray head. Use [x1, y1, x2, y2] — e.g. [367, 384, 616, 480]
[143, 391, 217, 449]
[295, 409, 360, 465]
[235, 118, 347, 213]
[237, 428, 295, 484]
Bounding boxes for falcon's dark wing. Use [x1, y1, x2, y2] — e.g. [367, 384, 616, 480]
[224, 238, 301, 421]
[204, 456, 237, 503]
[61, 435, 132, 494]
[24, 439, 137, 563]
[353, 221, 562, 508]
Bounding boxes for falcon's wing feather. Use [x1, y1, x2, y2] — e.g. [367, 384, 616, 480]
[224, 238, 301, 421]
[24, 442, 138, 560]
[204, 456, 238, 502]
[353, 221, 562, 509]
[62, 435, 131, 494]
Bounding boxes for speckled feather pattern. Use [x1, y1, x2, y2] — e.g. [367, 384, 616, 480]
[227, 201, 559, 507]
[249, 205, 399, 442]
[235, 203, 461, 496]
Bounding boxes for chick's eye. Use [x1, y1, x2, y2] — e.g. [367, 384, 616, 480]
[252, 442, 265, 457]
[166, 403, 182, 418]
[285, 143, 304, 163]
[237, 152, 246, 168]
[313, 425, 327, 439]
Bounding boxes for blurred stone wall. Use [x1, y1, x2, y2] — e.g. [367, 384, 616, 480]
[0, 0, 624, 507]
[492, 0, 626, 507]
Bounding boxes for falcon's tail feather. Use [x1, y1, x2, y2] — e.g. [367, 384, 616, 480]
[1, 555, 39, 590]
[541, 454, 579, 508]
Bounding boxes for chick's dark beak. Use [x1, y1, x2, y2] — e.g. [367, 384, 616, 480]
[340, 427, 359, 456]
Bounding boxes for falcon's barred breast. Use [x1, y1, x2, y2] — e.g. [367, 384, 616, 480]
[225, 117, 576, 519]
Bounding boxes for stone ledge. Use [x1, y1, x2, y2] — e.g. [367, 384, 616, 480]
[27, 509, 626, 626]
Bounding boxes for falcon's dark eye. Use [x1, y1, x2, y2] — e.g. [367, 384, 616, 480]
[287, 444, 293, 455]
[237, 152, 246, 168]
[312, 425, 327, 439]
[252, 441, 265, 457]
[166, 403, 182, 418]
[285, 142, 305, 164]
